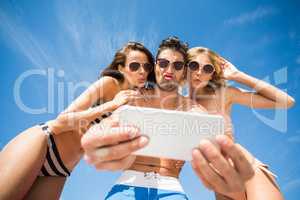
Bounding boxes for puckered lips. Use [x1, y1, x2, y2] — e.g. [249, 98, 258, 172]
[163, 73, 173, 81]
[193, 78, 202, 83]
[138, 77, 146, 83]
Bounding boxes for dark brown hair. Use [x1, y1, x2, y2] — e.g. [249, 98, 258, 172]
[156, 36, 189, 63]
[100, 41, 156, 84]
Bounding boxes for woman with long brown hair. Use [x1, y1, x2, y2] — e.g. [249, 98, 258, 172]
[0, 41, 155, 200]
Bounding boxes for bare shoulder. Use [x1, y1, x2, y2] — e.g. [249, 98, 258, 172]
[224, 86, 245, 102]
[216, 86, 241, 104]
[96, 76, 121, 90]
[96, 76, 122, 101]
[225, 86, 242, 93]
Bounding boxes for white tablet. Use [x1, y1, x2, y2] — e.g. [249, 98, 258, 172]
[117, 105, 224, 161]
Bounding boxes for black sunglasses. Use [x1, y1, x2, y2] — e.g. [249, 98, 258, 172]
[187, 61, 215, 74]
[156, 58, 185, 71]
[128, 62, 153, 72]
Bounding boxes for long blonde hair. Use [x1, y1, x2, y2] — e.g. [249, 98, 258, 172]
[187, 47, 225, 92]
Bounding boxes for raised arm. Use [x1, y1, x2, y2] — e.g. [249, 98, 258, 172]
[49, 88, 140, 136]
[64, 76, 122, 113]
[221, 58, 295, 109]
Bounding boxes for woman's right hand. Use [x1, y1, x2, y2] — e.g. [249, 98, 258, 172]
[81, 117, 149, 171]
[112, 89, 140, 107]
[218, 56, 240, 81]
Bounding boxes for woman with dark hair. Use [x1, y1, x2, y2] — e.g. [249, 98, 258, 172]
[66, 41, 156, 111]
[101, 42, 156, 86]
[0, 41, 155, 200]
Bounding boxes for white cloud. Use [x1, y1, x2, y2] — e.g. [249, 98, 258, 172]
[224, 6, 278, 26]
[54, 0, 159, 72]
[282, 179, 300, 192]
[0, 1, 160, 115]
[0, 11, 58, 70]
[0, 1, 159, 82]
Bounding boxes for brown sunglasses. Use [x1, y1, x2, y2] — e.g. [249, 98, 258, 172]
[156, 58, 185, 71]
[128, 62, 153, 72]
[187, 61, 215, 74]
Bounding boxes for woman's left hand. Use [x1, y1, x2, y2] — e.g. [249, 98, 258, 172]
[219, 57, 240, 80]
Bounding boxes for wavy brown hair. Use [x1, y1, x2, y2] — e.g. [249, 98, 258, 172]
[100, 41, 156, 84]
[187, 47, 225, 92]
[156, 36, 189, 62]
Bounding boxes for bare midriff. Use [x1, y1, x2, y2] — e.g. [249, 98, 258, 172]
[128, 156, 185, 178]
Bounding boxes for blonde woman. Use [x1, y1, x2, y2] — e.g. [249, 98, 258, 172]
[186, 47, 293, 199]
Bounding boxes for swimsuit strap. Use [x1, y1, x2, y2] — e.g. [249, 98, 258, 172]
[38, 123, 71, 177]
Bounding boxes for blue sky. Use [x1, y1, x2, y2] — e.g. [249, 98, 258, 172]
[0, 0, 299, 199]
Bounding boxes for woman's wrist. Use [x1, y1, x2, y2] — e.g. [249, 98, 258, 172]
[226, 191, 247, 200]
[228, 70, 244, 81]
[111, 99, 124, 109]
[47, 119, 62, 135]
